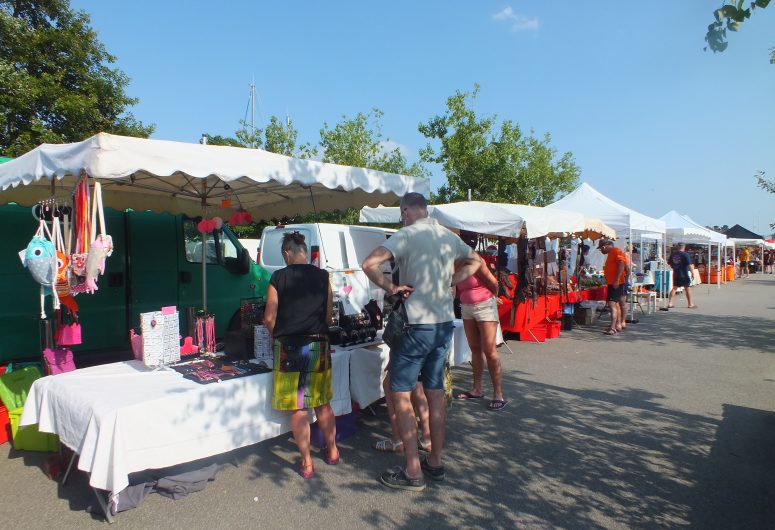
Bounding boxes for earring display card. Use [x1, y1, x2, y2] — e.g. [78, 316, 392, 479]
[141, 310, 180, 367]
[253, 325, 273, 368]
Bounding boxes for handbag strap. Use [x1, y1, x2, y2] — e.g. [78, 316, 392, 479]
[74, 176, 90, 253]
[90, 181, 106, 241]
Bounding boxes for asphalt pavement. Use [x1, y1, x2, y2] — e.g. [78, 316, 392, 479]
[2, 275, 774, 529]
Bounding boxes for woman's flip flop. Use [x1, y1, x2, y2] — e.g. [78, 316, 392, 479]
[488, 399, 508, 411]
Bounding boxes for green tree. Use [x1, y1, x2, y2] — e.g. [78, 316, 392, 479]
[419, 85, 580, 206]
[319, 108, 428, 178]
[0, 0, 153, 156]
[755, 170, 775, 230]
[264, 115, 296, 156]
[705, 0, 771, 54]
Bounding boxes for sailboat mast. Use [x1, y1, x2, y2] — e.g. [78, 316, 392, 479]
[250, 77, 256, 148]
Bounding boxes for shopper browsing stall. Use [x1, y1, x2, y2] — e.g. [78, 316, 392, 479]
[599, 240, 626, 336]
[454, 242, 507, 411]
[739, 247, 751, 278]
[362, 192, 479, 492]
[263, 232, 339, 479]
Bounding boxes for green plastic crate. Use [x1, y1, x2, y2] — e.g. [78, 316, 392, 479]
[8, 408, 58, 452]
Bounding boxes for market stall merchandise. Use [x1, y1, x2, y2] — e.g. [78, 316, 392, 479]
[360, 201, 615, 339]
[548, 182, 669, 305]
[20, 352, 352, 520]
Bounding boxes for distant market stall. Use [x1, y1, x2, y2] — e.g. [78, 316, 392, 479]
[659, 210, 727, 288]
[360, 200, 616, 339]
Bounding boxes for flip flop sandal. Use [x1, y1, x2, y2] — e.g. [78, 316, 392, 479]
[374, 439, 404, 453]
[488, 399, 508, 411]
[455, 391, 484, 400]
[603, 329, 617, 336]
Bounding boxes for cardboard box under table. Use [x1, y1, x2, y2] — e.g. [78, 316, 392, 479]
[19, 351, 351, 521]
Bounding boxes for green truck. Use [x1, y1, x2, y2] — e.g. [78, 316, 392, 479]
[0, 203, 271, 364]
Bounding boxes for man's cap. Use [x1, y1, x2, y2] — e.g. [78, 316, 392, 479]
[597, 239, 614, 248]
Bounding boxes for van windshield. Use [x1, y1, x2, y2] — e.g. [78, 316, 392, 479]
[261, 228, 312, 267]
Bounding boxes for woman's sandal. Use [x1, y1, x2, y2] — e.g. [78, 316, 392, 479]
[374, 439, 404, 453]
[418, 437, 432, 452]
[603, 328, 617, 336]
[297, 459, 315, 479]
[323, 447, 340, 465]
[488, 399, 508, 411]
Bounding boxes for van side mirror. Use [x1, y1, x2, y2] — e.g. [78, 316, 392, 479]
[225, 248, 251, 275]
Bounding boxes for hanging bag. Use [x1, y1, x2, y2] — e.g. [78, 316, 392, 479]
[84, 181, 113, 293]
[54, 309, 82, 346]
[19, 217, 60, 318]
[52, 216, 72, 299]
[70, 176, 90, 278]
[382, 295, 409, 349]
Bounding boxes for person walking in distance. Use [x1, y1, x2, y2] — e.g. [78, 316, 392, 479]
[739, 247, 750, 278]
[667, 243, 697, 309]
[362, 192, 480, 491]
[598, 240, 627, 336]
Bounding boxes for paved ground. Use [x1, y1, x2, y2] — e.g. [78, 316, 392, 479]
[2, 275, 774, 529]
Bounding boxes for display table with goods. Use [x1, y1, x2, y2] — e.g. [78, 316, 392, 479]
[19, 351, 352, 519]
[347, 321, 473, 409]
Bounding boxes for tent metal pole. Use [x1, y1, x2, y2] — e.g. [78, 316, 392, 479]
[201, 179, 208, 314]
[707, 241, 711, 295]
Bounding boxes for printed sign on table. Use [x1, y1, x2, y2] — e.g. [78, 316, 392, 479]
[141, 310, 180, 367]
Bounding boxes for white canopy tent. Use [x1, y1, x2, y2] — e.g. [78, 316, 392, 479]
[659, 210, 727, 289]
[359, 201, 616, 240]
[0, 133, 429, 219]
[547, 182, 666, 237]
[548, 182, 669, 302]
[0, 133, 430, 310]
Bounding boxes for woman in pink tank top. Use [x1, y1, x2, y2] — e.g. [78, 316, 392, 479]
[455, 252, 507, 411]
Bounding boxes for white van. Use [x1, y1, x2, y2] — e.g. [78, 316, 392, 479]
[238, 238, 261, 262]
[258, 223, 395, 315]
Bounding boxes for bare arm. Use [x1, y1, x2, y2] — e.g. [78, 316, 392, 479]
[362, 246, 413, 297]
[264, 284, 278, 337]
[475, 256, 499, 293]
[451, 251, 481, 286]
[613, 261, 625, 288]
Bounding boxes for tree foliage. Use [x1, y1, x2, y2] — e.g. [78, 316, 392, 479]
[755, 171, 775, 229]
[705, 0, 771, 54]
[419, 85, 580, 206]
[319, 108, 428, 178]
[0, 0, 153, 156]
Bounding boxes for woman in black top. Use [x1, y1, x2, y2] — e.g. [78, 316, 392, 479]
[264, 232, 338, 479]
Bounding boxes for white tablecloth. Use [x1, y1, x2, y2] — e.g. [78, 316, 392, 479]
[20, 351, 351, 495]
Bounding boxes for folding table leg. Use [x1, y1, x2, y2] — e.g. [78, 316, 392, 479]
[92, 488, 114, 524]
[61, 451, 77, 486]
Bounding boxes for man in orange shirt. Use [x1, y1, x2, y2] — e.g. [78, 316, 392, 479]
[599, 240, 627, 335]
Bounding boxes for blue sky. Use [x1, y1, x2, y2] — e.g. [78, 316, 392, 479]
[71, 1, 774, 232]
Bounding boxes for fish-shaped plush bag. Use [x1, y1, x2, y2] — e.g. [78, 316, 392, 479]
[23, 236, 56, 287]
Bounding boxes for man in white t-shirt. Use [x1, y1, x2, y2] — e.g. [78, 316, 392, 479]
[362, 192, 480, 491]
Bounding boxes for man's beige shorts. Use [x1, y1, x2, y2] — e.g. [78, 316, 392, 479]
[461, 297, 499, 322]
